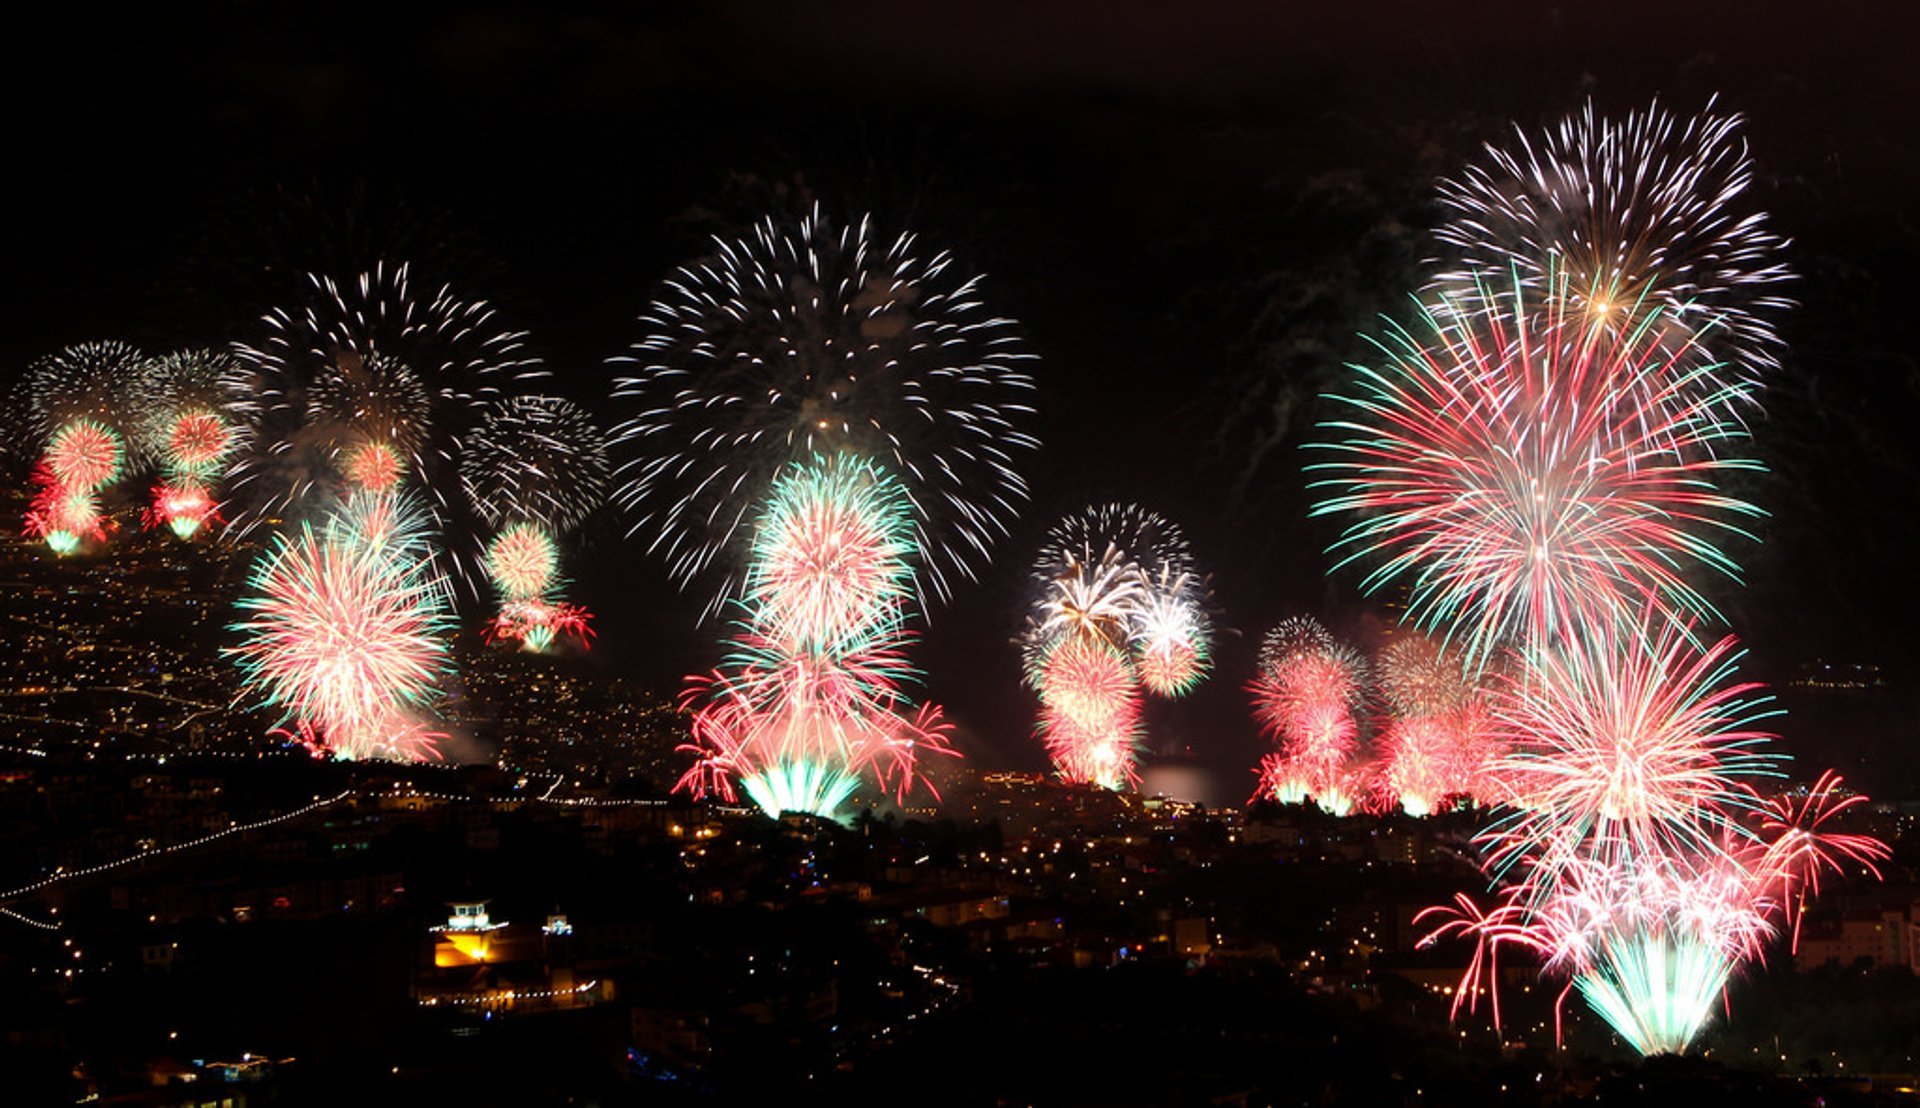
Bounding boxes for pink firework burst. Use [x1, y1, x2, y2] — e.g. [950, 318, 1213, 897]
[145, 479, 222, 539]
[1037, 634, 1143, 789]
[46, 419, 124, 491]
[485, 522, 559, 602]
[1483, 620, 1779, 879]
[229, 494, 453, 762]
[1312, 274, 1761, 666]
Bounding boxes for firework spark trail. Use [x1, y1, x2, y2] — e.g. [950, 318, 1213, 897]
[1433, 97, 1792, 404]
[1310, 272, 1762, 668]
[611, 205, 1038, 618]
[228, 491, 454, 762]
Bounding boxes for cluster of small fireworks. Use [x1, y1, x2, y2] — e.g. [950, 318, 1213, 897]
[676, 454, 953, 818]
[462, 396, 609, 652]
[610, 203, 1038, 619]
[1248, 617, 1366, 814]
[1372, 635, 1501, 816]
[615, 210, 1032, 819]
[138, 349, 244, 538]
[22, 343, 146, 554]
[1025, 504, 1212, 790]
[228, 261, 539, 592]
[228, 490, 454, 762]
[1301, 98, 1882, 1054]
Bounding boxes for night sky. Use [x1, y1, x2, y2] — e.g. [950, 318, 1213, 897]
[8, 3, 1920, 796]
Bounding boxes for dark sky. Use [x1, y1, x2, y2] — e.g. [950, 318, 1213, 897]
[8, 3, 1920, 795]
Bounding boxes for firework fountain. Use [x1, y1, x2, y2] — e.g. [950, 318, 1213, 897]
[613, 207, 1037, 818]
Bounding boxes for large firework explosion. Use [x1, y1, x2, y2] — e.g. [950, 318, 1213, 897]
[228, 490, 455, 762]
[137, 349, 245, 538]
[1248, 617, 1367, 814]
[1024, 504, 1213, 789]
[675, 454, 954, 820]
[610, 205, 1038, 618]
[1433, 97, 1792, 403]
[1310, 272, 1762, 668]
[1419, 627, 1885, 1055]
[461, 396, 610, 652]
[228, 261, 541, 590]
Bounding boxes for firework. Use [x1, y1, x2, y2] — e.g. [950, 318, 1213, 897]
[488, 598, 593, 654]
[461, 395, 610, 535]
[1248, 617, 1366, 814]
[1427, 801, 1886, 1056]
[1433, 98, 1791, 400]
[746, 454, 914, 654]
[674, 454, 954, 819]
[134, 350, 245, 538]
[678, 628, 954, 819]
[28, 342, 148, 450]
[1132, 577, 1213, 697]
[228, 261, 540, 590]
[1482, 620, 1781, 881]
[228, 490, 454, 762]
[1378, 634, 1467, 717]
[1037, 635, 1143, 790]
[1025, 504, 1211, 787]
[1420, 628, 1886, 1054]
[1310, 272, 1762, 667]
[611, 205, 1038, 615]
[24, 466, 106, 555]
[146, 480, 221, 539]
[45, 419, 124, 492]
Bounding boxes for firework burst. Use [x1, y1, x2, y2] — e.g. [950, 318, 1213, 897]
[1433, 97, 1792, 400]
[611, 205, 1037, 616]
[1310, 273, 1762, 667]
[228, 261, 541, 590]
[1025, 504, 1211, 788]
[228, 490, 454, 761]
[674, 454, 954, 819]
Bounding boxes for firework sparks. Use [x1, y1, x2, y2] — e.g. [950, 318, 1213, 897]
[1249, 617, 1366, 814]
[228, 491, 454, 762]
[1433, 97, 1792, 402]
[1420, 631, 1886, 1055]
[674, 454, 955, 820]
[611, 205, 1037, 616]
[228, 261, 541, 591]
[1310, 272, 1762, 667]
[1025, 504, 1211, 788]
